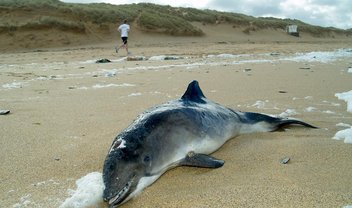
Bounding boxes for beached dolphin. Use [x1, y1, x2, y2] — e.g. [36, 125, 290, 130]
[102, 80, 316, 207]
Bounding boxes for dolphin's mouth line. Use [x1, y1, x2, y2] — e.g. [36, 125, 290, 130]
[108, 180, 132, 206]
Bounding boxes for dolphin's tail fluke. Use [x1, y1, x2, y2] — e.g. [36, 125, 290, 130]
[275, 118, 317, 130]
[240, 112, 317, 133]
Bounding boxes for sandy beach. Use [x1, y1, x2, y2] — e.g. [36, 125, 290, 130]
[1, 34, 352, 208]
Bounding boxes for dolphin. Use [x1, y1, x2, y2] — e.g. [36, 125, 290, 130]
[102, 80, 316, 207]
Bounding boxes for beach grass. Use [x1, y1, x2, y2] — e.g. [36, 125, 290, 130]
[1, 0, 351, 37]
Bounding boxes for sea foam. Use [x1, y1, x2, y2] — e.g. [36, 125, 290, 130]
[305, 106, 317, 112]
[333, 90, 352, 144]
[2, 81, 27, 89]
[60, 172, 105, 208]
[279, 109, 298, 117]
[336, 123, 351, 128]
[335, 90, 352, 113]
[282, 48, 352, 63]
[148, 55, 183, 61]
[92, 83, 135, 89]
[333, 127, 352, 144]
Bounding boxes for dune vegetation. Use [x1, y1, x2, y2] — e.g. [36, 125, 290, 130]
[1, 0, 351, 36]
[0, 0, 351, 50]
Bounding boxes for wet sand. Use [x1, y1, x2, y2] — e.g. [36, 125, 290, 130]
[1, 39, 352, 207]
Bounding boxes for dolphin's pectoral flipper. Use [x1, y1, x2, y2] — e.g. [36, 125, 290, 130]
[180, 151, 224, 168]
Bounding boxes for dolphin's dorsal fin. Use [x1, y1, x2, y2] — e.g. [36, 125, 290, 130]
[181, 80, 206, 103]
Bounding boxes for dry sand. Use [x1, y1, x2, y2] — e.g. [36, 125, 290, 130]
[1, 34, 352, 208]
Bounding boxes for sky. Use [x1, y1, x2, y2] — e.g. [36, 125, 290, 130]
[60, 0, 352, 29]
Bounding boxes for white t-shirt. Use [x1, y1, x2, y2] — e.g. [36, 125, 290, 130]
[118, 24, 130, 37]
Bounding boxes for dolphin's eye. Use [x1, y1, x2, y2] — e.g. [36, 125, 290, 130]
[108, 162, 115, 171]
[143, 156, 151, 163]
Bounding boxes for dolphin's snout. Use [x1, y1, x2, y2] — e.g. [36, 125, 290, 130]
[103, 178, 133, 207]
[103, 189, 112, 202]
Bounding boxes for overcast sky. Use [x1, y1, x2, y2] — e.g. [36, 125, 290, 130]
[60, 0, 352, 29]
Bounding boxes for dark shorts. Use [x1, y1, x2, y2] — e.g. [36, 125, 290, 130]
[121, 37, 128, 44]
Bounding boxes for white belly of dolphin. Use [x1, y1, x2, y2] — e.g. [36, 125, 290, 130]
[123, 175, 160, 204]
[191, 134, 232, 154]
[162, 129, 235, 174]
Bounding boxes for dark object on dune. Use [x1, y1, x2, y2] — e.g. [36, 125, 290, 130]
[96, 59, 111, 63]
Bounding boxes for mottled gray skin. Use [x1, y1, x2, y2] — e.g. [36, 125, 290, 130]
[102, 80, 316, 207]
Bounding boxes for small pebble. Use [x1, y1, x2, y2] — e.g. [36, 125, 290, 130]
[0, 110, 10, 115]
[280, 157, 290, 164]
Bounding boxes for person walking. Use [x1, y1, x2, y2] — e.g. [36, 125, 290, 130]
[116, 19, 130, 55]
